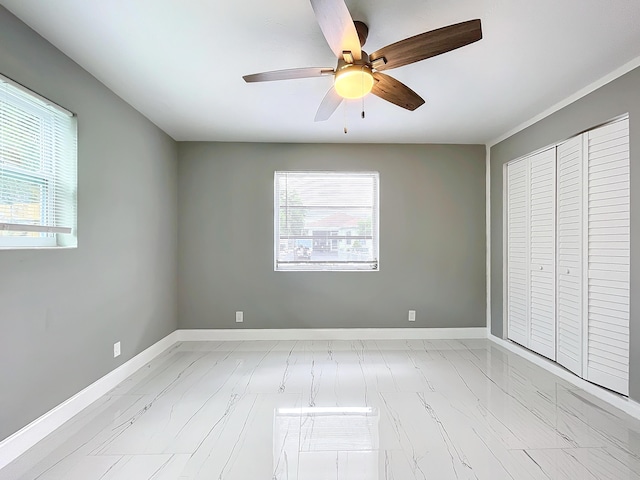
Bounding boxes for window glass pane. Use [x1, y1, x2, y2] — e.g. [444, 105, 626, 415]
[275, 171, 379, 271]
[0, 172, 48, 237]
[0, 75, 77, 248]
[1, 102, 45, 172]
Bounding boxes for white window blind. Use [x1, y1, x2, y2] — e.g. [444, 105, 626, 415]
[0, 74, 77, 248]
[275, 171, 379, 271]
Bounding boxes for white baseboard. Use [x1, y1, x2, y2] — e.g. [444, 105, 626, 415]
[4, 328, 639, 471]
[0, 326, 484, 470]
[0, 331, 179, 471]
[487, 334, 640, 421]
[176, 327, 487, 342]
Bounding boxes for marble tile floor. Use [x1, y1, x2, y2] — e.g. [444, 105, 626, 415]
[2, 339, 640, 479]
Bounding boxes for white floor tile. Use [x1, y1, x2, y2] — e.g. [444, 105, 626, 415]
[3, 339, 640, 479]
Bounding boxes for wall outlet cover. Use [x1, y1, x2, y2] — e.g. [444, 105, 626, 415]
[408, 310, 416, 322]
[236, 311, 243, 323]
[113, 341, 121, 358]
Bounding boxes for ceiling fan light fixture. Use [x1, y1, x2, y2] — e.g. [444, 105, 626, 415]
[334, 64, 374, 99]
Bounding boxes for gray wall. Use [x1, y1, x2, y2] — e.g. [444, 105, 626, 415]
[0, 8, 178, 440]
[490, 66, 640, 400]
[178, 142, 486, 330]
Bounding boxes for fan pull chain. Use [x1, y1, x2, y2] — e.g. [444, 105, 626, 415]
[361, 66, 366, 119]
[344, 100, 348, 134]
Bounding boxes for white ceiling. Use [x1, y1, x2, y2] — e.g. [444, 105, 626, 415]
[2, 0, 640, 144]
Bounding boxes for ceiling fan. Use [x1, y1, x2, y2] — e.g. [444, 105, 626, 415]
[243, 0, 482, 122]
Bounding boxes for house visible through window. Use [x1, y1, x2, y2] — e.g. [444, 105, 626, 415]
[275, 171, 379, 271]
[0, 74, 77, 248]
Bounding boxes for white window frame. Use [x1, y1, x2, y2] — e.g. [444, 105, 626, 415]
[274, 171, 380, 272]
[0, 73, 77, 249]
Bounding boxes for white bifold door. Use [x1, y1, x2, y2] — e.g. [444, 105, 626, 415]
[507, 117, 630, 396]
[556, 136, 584, 376]
[584, 119, 630, 396]
[507, 148, 556, 360]
[506, 158, 529, 347]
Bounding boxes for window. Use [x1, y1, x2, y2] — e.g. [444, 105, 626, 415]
[275, 171, 379, 271]
[0, 74, 77, 248]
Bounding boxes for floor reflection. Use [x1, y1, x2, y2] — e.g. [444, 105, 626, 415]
[274, 407, 380, 479]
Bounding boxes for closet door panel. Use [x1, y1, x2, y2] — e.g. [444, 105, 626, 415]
[507, 158, 529, 347]
[585, 118, 630, 396]
[528, 149, 556, 360]
[556, 136, 583, 375]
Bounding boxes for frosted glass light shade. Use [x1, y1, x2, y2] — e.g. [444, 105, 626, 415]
[334, 65, 374, 99]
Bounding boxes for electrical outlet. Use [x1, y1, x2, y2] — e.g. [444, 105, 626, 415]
[236, 311, 243, 323]
[113, 341, 121, 358]
[408, 310, 416, 322]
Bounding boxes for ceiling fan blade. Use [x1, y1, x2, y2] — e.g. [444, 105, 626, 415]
[369, 19, 482, 71]
[371, 72, 425, 111]
[315, 87, 343, 121]
[243, 67, 334, 83]
[310, 0, 362, 61]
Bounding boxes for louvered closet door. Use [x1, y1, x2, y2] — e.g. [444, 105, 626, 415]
[507, 158, 529, 347]
[585, 118, 630, 395]
[528, 149, 557, 360]
[556, 137, 583, 375]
